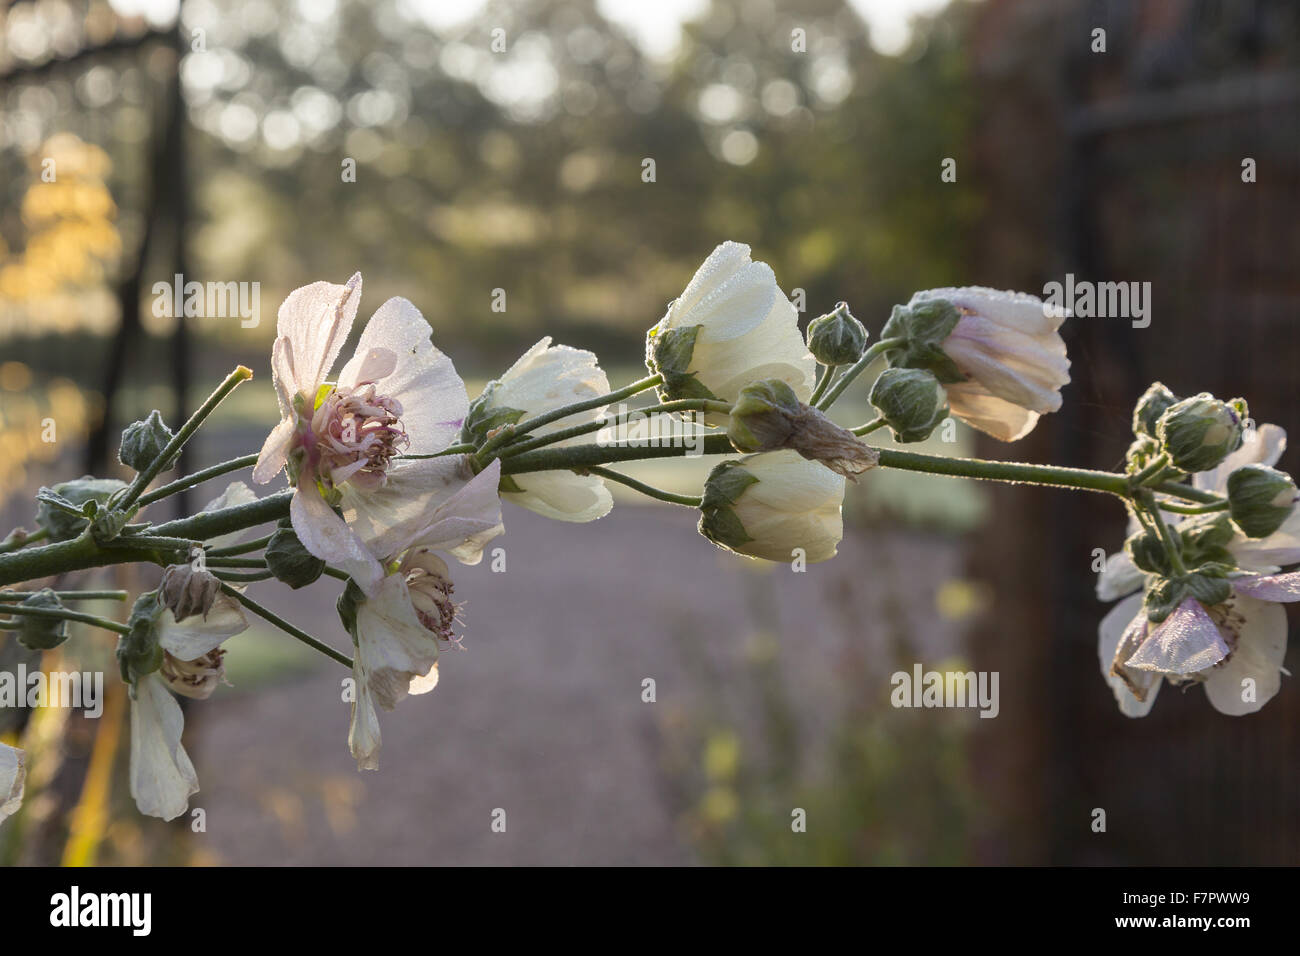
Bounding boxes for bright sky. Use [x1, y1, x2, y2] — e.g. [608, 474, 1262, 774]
[108, 0, 959, 57]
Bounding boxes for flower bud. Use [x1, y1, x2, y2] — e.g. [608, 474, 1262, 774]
[869, 367, 949, 443]
[1156, 393, 1247, 473]
[13, 588, 67, 651]
[1132, 382, 1177, 439]
[159, 563, 222, 621]
[34, 477, 127, 542]
[159, 648, 226, 700]
[1124, 434, 1163, 475]
[118, 410, 177, 473]
[1124, 528, 1176, 577]
[646, 242, 816, 413]
[726, 379, 878, 478]
[1226, 463, 1297, 538]
[805, 302, 868, 366]
[117, 593, 165, 687]
[698, 450, 845, 563]
[265, 519, 326, 589]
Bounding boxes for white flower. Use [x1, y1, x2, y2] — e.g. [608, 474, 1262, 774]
[1097, 424, 1298, 717]
[129, 674, 199, 820]
[909, 286, 1070, 442]
[698, 449, 845, 563]
[647, 242, 816, 417]
[347, 460, 504, 771]
[0, 743, 24, 826]
[253, 274, 472, 591]
[476, 337, 613, 522]
[129, 593, 249, 818]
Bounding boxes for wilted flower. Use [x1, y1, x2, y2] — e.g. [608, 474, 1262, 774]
[885, 287, 1070, 442]
[124, 590, 249, 818]
[253, 274, 472, 590]
[158, 563, 221, 622]
[698, 449, 845, 563]
[0, 743, 24, 826]
[342, 460, 504, 771]
[726, 379, 878, 478]
[465, 337, 613, 522]
[646, 241, 816, 419]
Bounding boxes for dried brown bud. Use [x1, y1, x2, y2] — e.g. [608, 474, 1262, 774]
[159, 563, 221, 622]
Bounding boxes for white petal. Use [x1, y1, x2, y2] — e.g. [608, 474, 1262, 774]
[505, 470, 614, 523]
[337, 297, 469, 455]
[158, 591, 249, 661]
[944, 382, 1042, 442]
[275, 273, 362, 398]
[1195, 423, 1286, 493]
[355, 573, 440, 711]
[1097, 550, 1143, 602]
[1097, 593, 1160, 717]
[1203, 596, 1287, 715]
[253, 416, 296, 485]
[914, 286, 1064, 337]
[408, 660, 440, 696]
[670, 241, 752, 320]
[1127, 599, 1229, 675]
[1230, 503, 1300, 570]
[129, 674, 198, 820]
[0, 743, 24, 825]
[348, 659, 382, 771]
[1232, 570, 1300, 603]
[341, 457, 503, 579]
[291, 475, 382, 588]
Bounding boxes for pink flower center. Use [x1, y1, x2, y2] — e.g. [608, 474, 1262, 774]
[306, 383, 410, 491]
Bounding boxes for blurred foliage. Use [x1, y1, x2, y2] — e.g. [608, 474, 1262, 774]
[1, 0, 980, 367]
[660, 562, 980, 865]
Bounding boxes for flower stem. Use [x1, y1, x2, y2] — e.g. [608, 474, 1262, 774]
[204, 556, 267, 569]
[1153, 500, 1229, 515]
[474, 373, 664, 464]
[808, 366, 838, 407]
[494, 399, 728, 461]
[207, 533, 274, 557]
[398, 442, 477, 461]
[212, 569, 276, 584]
[0, 603, 130, 635]
[815, 337, 906, 410]
[219, 583, 353, 669]
[852, 417, 887, 437]
[1136, 489, 1188, 575]
[136, 453, 260, 508]
[1129, 453, 1171, 489]
[1149, 481, 1222, 505]
[583, 466, 703, 507]
[0, 490, 292, 589]
[0, 527, 48, 554]
[0, 590, 128, 602]
[116, 366, 253, 513]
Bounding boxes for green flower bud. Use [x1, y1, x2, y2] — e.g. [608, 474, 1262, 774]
[869, 367, 949, 443]
[14, 589, 67, 651]
[1124, 435, 1164, 475]
[805, 302, 868, 366]
[1143, 576, 1189, 624]
[1132, 382, 1177, 439]
[118, 410, 177, 473]
[265, 518, 326, 589]
[116, 592, 165, 687]
[1124, 528, 1176, 576]
[460, 381, 526, 447]
[1177, 513, 1235, 568]
[1226, 464, 1297, 538]
[726, 379, 878, 477]
[877, 298, 965, 384]
[1156, 393, 1247, 474]
[34, 476, 127, 542]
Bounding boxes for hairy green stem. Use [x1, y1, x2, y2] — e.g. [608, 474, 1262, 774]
[137, 453, 260, 508]
[0, 590, 128, 602]
[815, 337, 905, 410]
[0, 527, 48, 555]
[584, 466, 702, 507]
[0, 603, 130, 635]
[116, 366, 253, 512]
[495, 399, 728, 461]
